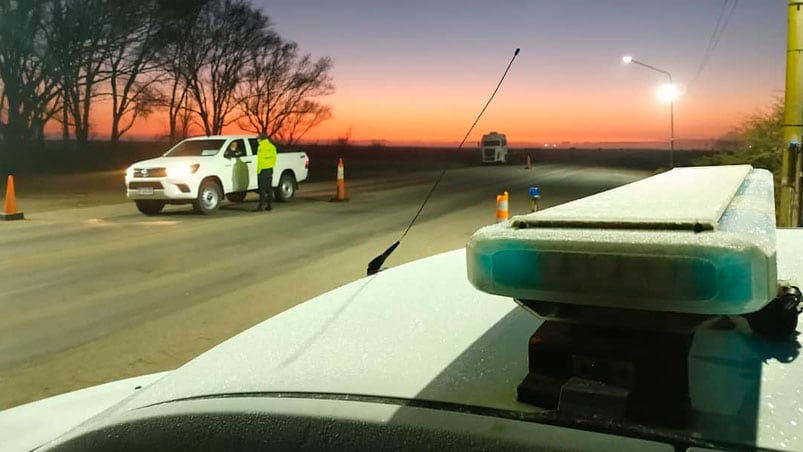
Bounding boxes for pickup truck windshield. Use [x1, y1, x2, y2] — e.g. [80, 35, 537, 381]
[482, 140, 501, 146]
[164, 139, 226, 157]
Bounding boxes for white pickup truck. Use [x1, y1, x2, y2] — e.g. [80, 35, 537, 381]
[124, 135, 309, 214]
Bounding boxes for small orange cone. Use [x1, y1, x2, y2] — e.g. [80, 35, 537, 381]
[1, 175, 24, 221]
[525, 155, 532, 170]
[330, 158, 348, 202]
[496, 191, 509, 223]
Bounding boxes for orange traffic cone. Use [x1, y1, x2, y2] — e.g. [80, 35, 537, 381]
[525, 155, 532, 170]
[1, 175, 24, 221]
[330, 158, 347, 202]
[496, 191, 509, 223]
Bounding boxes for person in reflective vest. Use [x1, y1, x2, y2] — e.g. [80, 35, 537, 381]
[255, 133, 277, 211]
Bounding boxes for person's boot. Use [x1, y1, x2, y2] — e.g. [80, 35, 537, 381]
[255, 191, 265, 211]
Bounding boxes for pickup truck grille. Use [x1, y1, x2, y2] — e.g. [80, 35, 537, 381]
[483, 149, 496, 160]
[133, 168, 166, 178]
[129, 181, 163, 190]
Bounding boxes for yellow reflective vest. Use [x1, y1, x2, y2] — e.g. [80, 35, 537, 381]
[256, 138, 277, 172]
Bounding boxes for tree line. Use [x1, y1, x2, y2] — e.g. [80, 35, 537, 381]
[0, 0, 334, 153]
[697, 99, 782, 173]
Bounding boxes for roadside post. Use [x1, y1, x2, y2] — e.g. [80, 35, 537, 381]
[529, 186, 540, 212]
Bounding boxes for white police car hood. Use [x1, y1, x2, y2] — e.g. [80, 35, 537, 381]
[3, 230, 803, 451]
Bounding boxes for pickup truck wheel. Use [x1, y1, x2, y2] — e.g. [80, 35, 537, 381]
[193, 180, 222, 214]
[275, 172, 296, 202]
[226, 191, 247, 203]
[135, 200, 165, 215]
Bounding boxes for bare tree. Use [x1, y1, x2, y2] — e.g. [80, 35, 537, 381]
[105, 0, 167, 145]
[156, 27, 189, 142]
[177, 95, 196, 139]
[155, 0, 204, 142]
[1, 0, 337, 164]
[276, 99, 332, 144]
[180, 0, 271, 135]
[237, 39, 334, 144]
[163, 67, 191, 141]
[0, 0, 61, 152]
[166, 84, 199, 141]
[47, 0, 115, 145]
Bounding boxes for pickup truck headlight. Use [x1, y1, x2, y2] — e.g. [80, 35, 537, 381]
[166, 164, 200, 178]
[125, 167, 134, 178]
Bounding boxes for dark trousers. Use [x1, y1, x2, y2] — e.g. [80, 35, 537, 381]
[257, 168, 273, 209]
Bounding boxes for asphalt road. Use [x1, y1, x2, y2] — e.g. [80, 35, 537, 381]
[0, 164, 648, 409]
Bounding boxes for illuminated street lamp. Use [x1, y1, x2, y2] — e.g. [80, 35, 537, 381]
[622, 55, 676, 168]
[656, 83, 680, 103]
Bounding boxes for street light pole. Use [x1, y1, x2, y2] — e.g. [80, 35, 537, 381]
[670, 95, 675, 169]
[622, 56, 675, 168]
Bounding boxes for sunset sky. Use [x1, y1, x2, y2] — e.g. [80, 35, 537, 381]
[114, 1, 786, 146]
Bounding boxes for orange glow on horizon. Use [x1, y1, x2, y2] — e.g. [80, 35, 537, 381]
[48, 77, 779, 148]
[28, 1, 785, 149]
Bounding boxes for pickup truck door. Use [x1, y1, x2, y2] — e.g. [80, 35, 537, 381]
[247, 138, 260, 190]
[225, 138, 252, 193]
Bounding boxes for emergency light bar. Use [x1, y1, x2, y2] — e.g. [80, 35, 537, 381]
[467, 165, 777, 315]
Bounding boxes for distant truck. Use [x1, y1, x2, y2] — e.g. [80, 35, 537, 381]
[480, 131, 508, 163]
[125, 135, 309, 215]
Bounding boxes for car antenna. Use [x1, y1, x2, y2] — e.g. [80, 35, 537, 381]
[367, 47, 521, 276]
